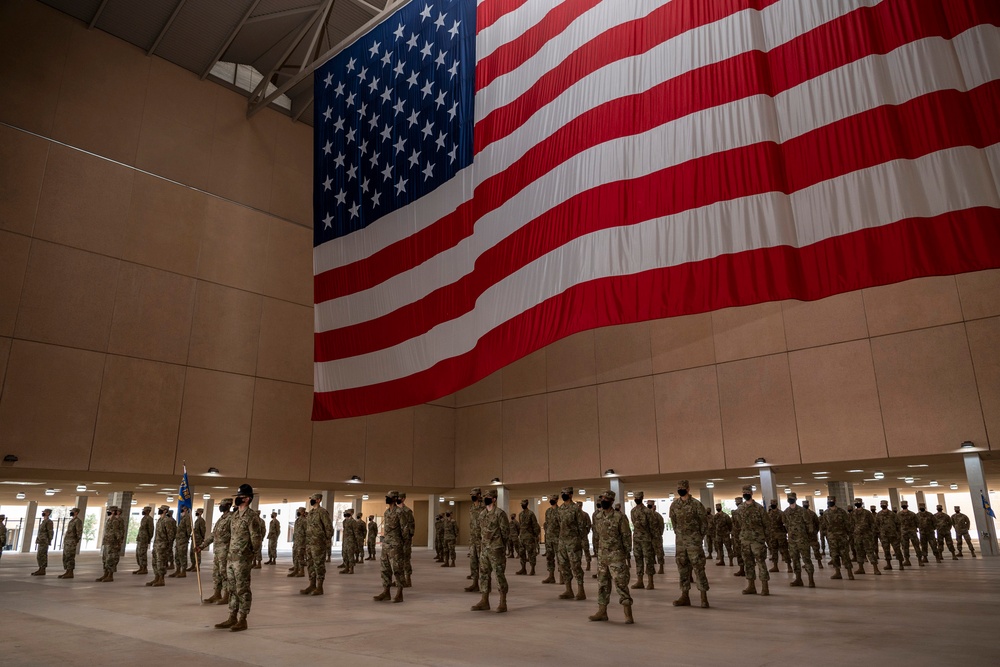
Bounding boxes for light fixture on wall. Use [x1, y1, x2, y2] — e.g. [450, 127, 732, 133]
[626, 491, 634, 498]
[203, 494, 212, 499]
[16, 492, 25, 500]
[950, 483, 958, 490]
[76, 485, 87, 492]
[905, 477, 914, 484]
[784, 488, 791, 494]
[603, 469, 616, 477]
[3, 454, 18, 463]
[349, 475, 362, 483]
[754, 457, 767, 465]
[578, 489, 585, 495]
[929, 480, 939, 487]
[166, 496, 174, 502]
[751, 485, 757, 492]
[961, 441, 975, 449]
[45, 489, 55, 496]
[705, 482, 715, 489]
[814, 490, 822, 496]
[362, 494, 369, 500]
[131, 499, 138, 505]
[541, 496, 548, 501]
[439, 496, 445, 502]
[448, 500, 454, 506]
[491, 477, 501, 485]
[206, 467, 220, 475]
[874, 471, 884, 480]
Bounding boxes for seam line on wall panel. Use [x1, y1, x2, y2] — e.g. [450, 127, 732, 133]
[87, 354, 113, 472]
[784, 351, 804, 467]
[170, 365, 189, 477]
[961, 320, 991, 450]
[0, 122, 313, 231]
[714, 362, 728, 470]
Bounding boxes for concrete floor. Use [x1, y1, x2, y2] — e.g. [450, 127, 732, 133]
[0, 547, 997, 666]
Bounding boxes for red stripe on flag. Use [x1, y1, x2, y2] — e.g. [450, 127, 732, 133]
[477, 0, 531, 32]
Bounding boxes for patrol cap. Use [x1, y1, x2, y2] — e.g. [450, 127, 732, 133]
[918, 503, 926, 509]
[159, 504, 170, 512]
[936, 505, 943, 511]
[900, 501, 909, 507]
[0, 514, 5, 520]
[735, 497, 743, 504]
[604, 490, 616, 501]
[310, 492, 324, 500]
[485, 488, 498, 499]
[70, 507, 80, 513]
[561, 486, 574, 495]
[470, 487, 482, 496]
[522, 499, 530, 504]
[677, 480, 689, 490]
[400, 492, 407, 499]
[298, 507, 307, 513]
[786, 492, 796, 501]
[634, 490, 644, 500]
[715, 503, 722, 510]
[613, 502, 622, 510]
[387, 490, 400, 499]
[853, 498, 863, 504]
[220, 497, 234, 505]
[954, 506, 961, 512]
[368, 515, 374, 520]
[827, 496, 836, 503]
[802, 499, 810, 507]
[196, 508, 204, 514]
[108, 505, 120, 511]
[880, 500, 889, 507]
[742, 485, 753, 494]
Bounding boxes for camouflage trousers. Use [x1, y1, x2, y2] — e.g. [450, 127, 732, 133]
[506, 537, 516, 559]
[307, 541, 327, 581]
[654, 537, 665, 566]
[479, 545, 508, 594]
[732, 532, 743, 566]
[633, 539, 654, 577]
[293, 541, 306, 570]
[675, 541, 709, 592]
[380, 541, 404, 588]
[827, 534, 853, 571]
[937, 532, 956, 556]
[901, 531, 921, 560]
[189, 543, 199, 569]
[956, 531, 975, 554]
[878, 535, 903, 563]
[544, 540, 557, 574]
[853, 533, 878, 565]
[227, 553, 254, 616]
[62, 541, 79, 570]
[519, 536, 538, 568]
[355, 541, 365, 563]
[788, 536, 813, 575]
[809, 535, 822, 561]
[768, 536, 790, 564]
[136, 541, 150, 570]
[103, 543, 122, 572]
[36, 544, 49, 568]
[367, 538, 376, 558]
[582, 537, 592, 564]
[558, 538, 584, 585]
[174, 540, 189, 570]
[920, 531, 941, 560]
[211, 546, 230, 592]
[740, 540, 769, 582]
[704, 534, 714, 557]
[403, 538, 413, 576]
[152, 542, 171, 577]
[469, 543, 481, 580]
[268, 537, 278, 561]
[341, 538, 355, 566]
[597, 556, 632, 606]
[819, 532, 827, 554]
[444, 537, 456, 562]
[715, 533, 735, 561]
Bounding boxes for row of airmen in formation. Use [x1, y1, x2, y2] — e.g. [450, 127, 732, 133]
[8, 482, 977, 628]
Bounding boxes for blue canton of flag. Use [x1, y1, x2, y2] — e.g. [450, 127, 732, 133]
[314, 0, 475, 245]
[983, 492, 996, 519]
[178, 466, 193, 514]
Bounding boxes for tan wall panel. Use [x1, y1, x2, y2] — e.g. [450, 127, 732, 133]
[365, 408, 414, 487]
[212, 87, 279, 163]
[175, 368, 254, 477]
[247, 379, 312, 481]
[956, 269, 1000, 321]
[263, 219, 312, 306]
[207, 137, 274, 216]
[15, 241, 119, 351]
[546, 386, 601, 481]
[311, 417, 367, 484]
[712, 301, 786, 363]
[188, 282, 262, 376]
[650, 312, 715, 374]
[653, 366, 725, 474]
[274, 114, 313, 176]
[0, 336, 9, 393]
[455, 403, 502, 487]
[595, 322, 652, 384]
[199, 198, 270, 294]
[863, 276, 963, 337]
[872, 324, 987, 456]
[413, 405, 456, 488]
[965, 317, 1000, 449]
[91, 355, 184, 475]
[789, 340, 887, 463]
[502, 349, 546, 399]
[0, 0, 74, 135]
[597, 376, 658, 476]
[546, 329, 597, 392]
[502, 395, 549, 484]
[0, 231, 30, 337]
[717, 354, 800, 467]
[108, 263, 196, 365]
[34, 144, 135, 257]
[257, 297, 312, 384]
[782, 291, 869, 350]
[144, 57, 218, 135]
[455, 369, 502, 407]
[51, 27, 149, 165]
[269, 164, 312, 227]
[122, 174, 207, 277]
[0, 339, 104, 470]
[428, 392, 457, 408]
[135, 106, 215, 192]
[0, 125, 48, 235]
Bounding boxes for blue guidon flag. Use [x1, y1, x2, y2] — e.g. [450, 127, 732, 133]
[177, 466, 193, 515]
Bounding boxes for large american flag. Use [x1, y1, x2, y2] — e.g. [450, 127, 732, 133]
[313, 0, 1000, 420]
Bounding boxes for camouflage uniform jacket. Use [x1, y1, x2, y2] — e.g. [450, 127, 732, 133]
[479, 505, 510, 550]
[201, 511, 232, 551]
[367, 519, 378, 542]
[897, 508, 919, 534]
[193, 516, 207, 546]
[669, 496, 708, 544]
[579, 511, 592, 541]
[229, 507, 264, 560]
[137, 514, 154, 544]
[65, 516, 83, 544]
[705, 512, 716, 540]
[952, 512, 971, 532]
[443, 517, 458, 540]
[510, 515, 520, 537]
[557, 501, 584, 545]
[766, 507, 787, 541]
[399, 505, 415, 543]
[175, 513, 192, 545]
[652, 510, 665, 539]
[630, 504, 652, 542]
[355, 517, 367, 543]
[383, 506, 403, 547]
[595, 508, 632, 560]
[267, 518, 280, 540]
[783, 504, 810, 541]
[292, 516, 307, 546]
[519, 509, 540, 539]
[469, 502, 484, 546]
[103, 515, 125, 547]
[154, 514, 177, 548]
[803, 506, 820, 536]
[933, 511, 953, 533]
[342, 516, 356, 549]
[851, 508, 875, 538]
[307, 506, 334, 543]
[875, 509, 900, 538]
[543, 506, 560, 544]
[738, 499, 768, 545]
[714, 511, 733, 537]
[823, 506, 851, 537]
[37, 518, 53, 546]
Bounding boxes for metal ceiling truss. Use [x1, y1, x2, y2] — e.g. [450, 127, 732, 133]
[200, 0, 265, 80]
[148, 0, 188, 57]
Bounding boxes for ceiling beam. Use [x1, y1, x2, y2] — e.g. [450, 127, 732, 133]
[291, 90, 314, 122]
[88, 0, 111, 29]
[245, 4, 324, 24]
[345, 0, 383, 15]
[200, 0, 264, 80]
[147, 0, 188, 57]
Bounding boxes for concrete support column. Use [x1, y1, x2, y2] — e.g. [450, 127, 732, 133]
[250, 495, 260, 511]
[759, 467, 778, 509]
[915, 491, 926, 507]
[427, 494, 442, 548]
[936, 493, 947, 509]
[19, 501, 37, 553]
[700, 487, 715, 510]
[74, 496, 89, 554]
[827, 481, 854, 507]
[202, 497, 215, 535]
[888, 488, 901, 511]
[496, 486, 510, 517]
[609, 478, 624, 506]
[964, 452, 998, 557]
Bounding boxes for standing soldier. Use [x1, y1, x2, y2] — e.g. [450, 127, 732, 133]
[97, 505, 125, 582]
[589, 490, 634, 624]
[783, 493, 815, 588]
[198, 497, 233, 604]
[441, 510, 458, 567]
[704, 506, 715, 561]
[254, 510, 266, 568]
[266, 511, 280, 565]
[934, 505, 958, 560]
[541, 495, 560, 584]
[374, 490, 405, 603]
[0, 515, 6, 562]
[59, 507, 83, 579]
[398, 493, 415, 587]
[917, 503, 942, 563]
[818, 508, 828, 555]
[339, 509, 356, 574]
[366, 515, 378, 560]
[287, 507, 307, 577]
[31, 508, 54, 576]
[147, 505, 177, 587]
[577, 502, 593, 572]
[215, 484, 263, 632]
[669, 480, 710, 607]
[189, 508, 206, 572]
[556, 487, 586, 601]
[875, 500, 905, 570]
[302, 493, 333, 596]
[434, 514, 445, 562]
[952, 506, 975, 557]
[171, 506, 192, 578]
[824, 496, 855, 581]
[507, 512, 519, 559]
[897, 500, 922, 566]
[731, 497, 745, 576]
[714, 503, 734, 566]
[738, 485, 769, 596]
[851, 498, 881, 575]
[135, 506, 154, 575]
[466, 488, 486, 591]
[354, 511, 366, 564]
[516, 499, 540, 575]
[472, 487, 510, 612]
[649, 500, 666, 575]
[767, 499, 791, 573]
[630, 491, 654, 590]
[802, 499, 823, 568]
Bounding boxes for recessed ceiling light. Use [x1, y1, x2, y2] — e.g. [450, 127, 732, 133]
[705, 482, 715, 488]
[91, 482, 111, 485]
[137, 483, 157, 487]
[906, 464, 929, 468]
[845, 469, 864, 473]
[708, 478, 725, 482]
[792, 482, 807, 485]
[0, 481, 44, 485]
[950, 484, 958, 490]
[737, 475, 758, 480]
[812, 472, 829, 475]
[814, 476, 828, 480]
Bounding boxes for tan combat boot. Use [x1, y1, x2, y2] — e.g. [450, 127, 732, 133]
[152, 575, 165, 587]
[58, 570, 70, 579]
[176, 569, 185, 578]
[630, 575, 645, 590]
[300, 579, 316, 595]
[588, 604, 609, 621]
[872, 562, 881, 575]
[715, 558, 725, 566]
[514, 564, 526, 575]
[558, 581, 575, 599]
[768, 562, 779, 573]
[529, 564, 535, 575]
[846, 567, 855, 581]
[789, 573, 803, 587]
[733, 567, 745, 577]
[471, 592, 490, 611]
[134, 567, 148, 575]
[287, 568, 298, 577]
[392, 586, 404, 603]
[623, 603, 634, 624]
[218, 590, 230, 605]
[742, 581, 757, 595]
[95, 571, 108, 582]
[64, 570, 74, 579]
[464, 579, 480, 592]
[700, 590, 710, 608]
[854, 563, 865, 575]
[831, 568, 842, 580]
[786, 563, 793, 573]
[646, 573, 654, 590]
[443, 560, 453, 568]
[215, 612, 238, 629]
[575, 583, 586, 600]
[760, 580, 770, 596]
[672, 591, 691, 606]
[540, 572, 555, 584]
[311, 580, 324, 595]
[230, 614, 248, 632]
[203, 589, 221, 604]
[145, 576, 156, 586]
[373, 587, 391, 601]
[807, 572, 815, 588]
[497, 591, 508, 613]
[104, 571, 114, 582]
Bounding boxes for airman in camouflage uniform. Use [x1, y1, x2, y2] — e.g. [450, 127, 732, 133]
[704, 506, 715, 560]
[875, 500, 905, 570]
[897, 501, 921, 566]
[783, 493, 815, 588]
[590, 504, 601, 580]
[541, 495, 560, 584]
[254, 510, 266, 568]
[0, 515, 7, 562]
[434, 514, 445, 561]
[31, 508, 53, 575]
[170, 506, 192, 578]
[399, 493, 416, 587]
[441, 510, 458, 567]
[354, 512, 366, 564]
[97, 505, 125, 582]
[766, 500, 791, 573]
[287, 507, 307, 577]
[472, 488, 510, 613]
[850, 498, 881, 575]
[147, 505, 177, 587]
[824, 496, 855, 580]
[508, 513, 519, 559]
[713, 503, 734, 566]
[198, 497, 233, 604]
[188, 508, 206, 571]
[339, 510, 356, 574]
[215, 484, 263, 632]
[630, 491, 655, 590]
[516, 500, 539, 575]
[934, 505, 958, 560]
[917, 503, 942, 563]
[467, 488, 486, 591]
[374, 490, 406, 603]
[59, 507, 83, 579]
[302, 493, 334, 595]
[578, 502, 593, 571]
[367, 515, 378, 560]
[802, 500, 823, 567]
[266, 511, 280, 565]
[669, 480, 710, 607]
[649, 500, 666, 575]
[818, 508, 828, 555]
[737, 486, 769, 595]
[731, 497, 745, 576]
[589, 490, 634, 624]
[555, 487, 586, 601]
[135, 505, 154, 575]
[952, 506, 975, 557]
